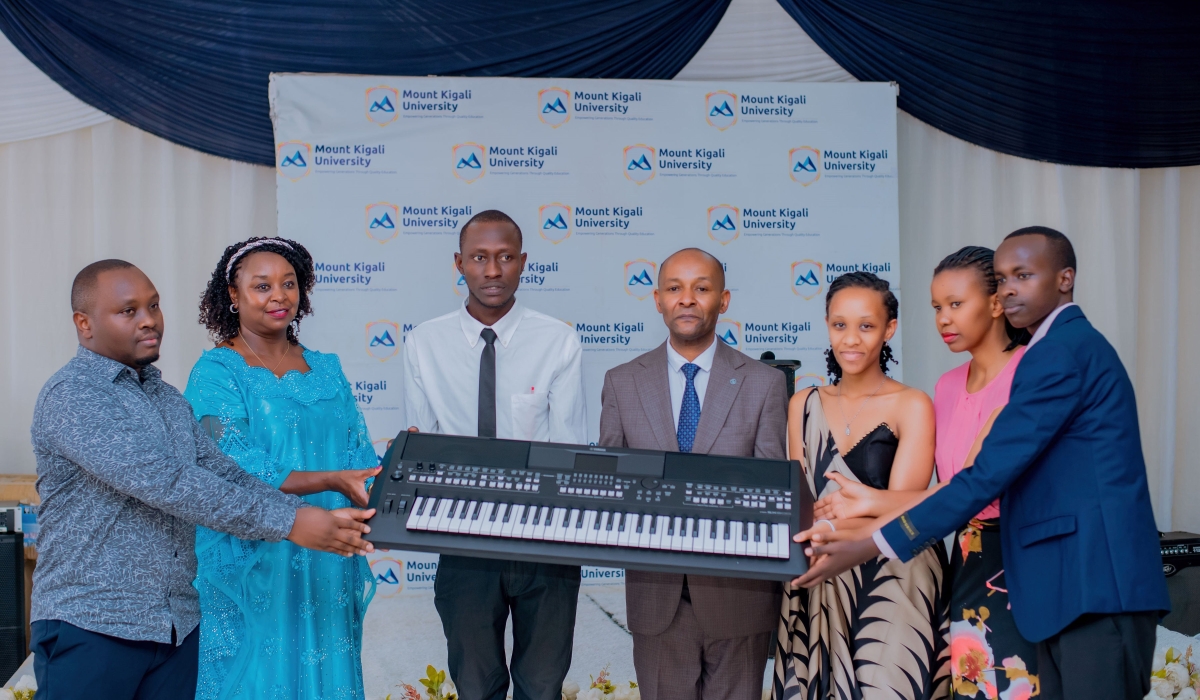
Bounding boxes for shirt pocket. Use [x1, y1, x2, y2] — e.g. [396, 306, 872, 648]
[510, 392, 550, 441]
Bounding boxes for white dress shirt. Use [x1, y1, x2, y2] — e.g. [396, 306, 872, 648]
[872, 302, 1082, 559]
[665, 337, 718, 430]
[404, 299, 587, 443]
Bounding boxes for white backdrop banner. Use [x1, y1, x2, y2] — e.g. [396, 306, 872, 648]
[270, 74, 901, 456]
[271, 75, 899, 600]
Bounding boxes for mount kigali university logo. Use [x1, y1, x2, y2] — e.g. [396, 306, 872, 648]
[715, 319, 742, 348]
[789, 147, 821, 186]
[705, 91, 738, 130]
[276, 141, 312, 181]
[370, 557, 405, 597]
[365, 320, 400, 361]
[623, 145, 655, 185]
[453, 143, 486, 182]
[539, 203, 573, 244]
[707, 205, 740, 245]
[791, 260, 823, 299]
[365, 86, 399, 126]
[365, 202, 399, 244]
[538, 88, 571, 128]
[624, 259, 657, 300]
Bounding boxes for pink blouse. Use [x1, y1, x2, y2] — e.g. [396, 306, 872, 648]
[933, 345, 1026, 520]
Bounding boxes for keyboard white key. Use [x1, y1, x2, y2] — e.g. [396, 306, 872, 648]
[680, 517, 695, 552]
[565, 509, 582, 543]
[617, 512, 635, 547]
[499, 504, 517, 538]
[470, 502, 492, 535]
[770, 523, 787, 558]
[734, 521, 749, 556]
[636, 514, 652, 548]
[413, 497, 434, 530]
[604, 512, 620, 546]
[583, 510, 600, 545]
[435, 499, 455, 532]
[549, 507, 569, 541]
[700, 519, 715, 554]
[752, 522, 765, 557]
[669, 516, 684, 551]
[530, 506, 551, 540]
[715, 520, 728, 555]
[650, 515, 666, 550]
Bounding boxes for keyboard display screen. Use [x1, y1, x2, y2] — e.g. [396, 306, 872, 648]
[663, 453, 790, 489]
[574, 452, 618, 474]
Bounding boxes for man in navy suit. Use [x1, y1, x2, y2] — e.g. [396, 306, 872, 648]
[795, 227, 1169, 699]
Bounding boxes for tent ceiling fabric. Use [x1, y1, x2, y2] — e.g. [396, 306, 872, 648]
[0, 0, 731, 164]
[0, 30, 110, 144]
[775, 0, 1200, 168]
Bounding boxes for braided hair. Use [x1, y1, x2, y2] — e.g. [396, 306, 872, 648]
[198, 237, 315, 345]
[933, 245, 1031, 351]
[823, 271, 899, 385]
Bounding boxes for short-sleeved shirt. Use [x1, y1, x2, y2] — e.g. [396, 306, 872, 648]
[933, 346, 1026, 520]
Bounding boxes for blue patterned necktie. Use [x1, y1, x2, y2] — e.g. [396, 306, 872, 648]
[677, 363, 701, 453]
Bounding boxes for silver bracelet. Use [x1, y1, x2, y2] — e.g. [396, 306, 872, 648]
[816, 518, 836, 532]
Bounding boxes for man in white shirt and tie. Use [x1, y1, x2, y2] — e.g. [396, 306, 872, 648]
[404, 210, 587, 700]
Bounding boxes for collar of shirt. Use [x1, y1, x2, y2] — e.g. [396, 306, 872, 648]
[75, 345, 162, 387]
[666, 336, 717, 376]
[458, 298, 525, 349]
[1026, 302, 1078, 348]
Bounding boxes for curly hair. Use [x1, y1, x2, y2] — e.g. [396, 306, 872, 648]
[198, 237, 315, 345]
[933, 245, 1031, 351]
[823, 271, 899, 385]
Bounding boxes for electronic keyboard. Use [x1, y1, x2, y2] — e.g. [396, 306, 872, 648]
[364, 432, 812, 581]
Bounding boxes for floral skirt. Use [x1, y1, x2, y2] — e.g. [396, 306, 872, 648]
[949, 518, 1040, 699]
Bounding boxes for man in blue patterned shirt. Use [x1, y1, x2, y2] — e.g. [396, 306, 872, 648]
[28, 259, 377, 700]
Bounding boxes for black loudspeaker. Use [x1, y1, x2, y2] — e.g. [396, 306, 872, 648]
[0, 531, 25, 681]
[1160, 532, 1200, 636]
[758, 352, 801, 399]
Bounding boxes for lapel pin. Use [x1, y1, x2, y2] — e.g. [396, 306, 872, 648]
[730, 378, 737, 385]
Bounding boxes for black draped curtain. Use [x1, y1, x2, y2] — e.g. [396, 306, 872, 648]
[776, 0, 1200, 168]
[0, 0, 731, 164]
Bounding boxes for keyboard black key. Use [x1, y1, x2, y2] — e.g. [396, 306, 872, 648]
[532, 507, 541, 526]
[488, 504, 500, 522]
[471, 502, 482, 520]
[604, 512, 613, 531]
[668, 520, 675, 537]
[650, 517, 658, 535]
[635, 515, 644, 534]
[520, 507, 529, 525]
[710, 520, 718, 539]
[416, 498, 430, 516]
[575, 511, 584, 529]
[741, 522, 749, 541]
[502, 504, 512, 523]
[766, 526, 774, 544]
[753, 523, 761, 542]
[617, 513, 626, 532]
[691, 520, 699, 538]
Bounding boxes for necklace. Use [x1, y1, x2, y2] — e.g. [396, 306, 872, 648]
[837, 376, 886, 436]
[241, 336, 290, 376]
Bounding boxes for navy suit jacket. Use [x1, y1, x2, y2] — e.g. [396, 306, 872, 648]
[881, 305, 1169, 642]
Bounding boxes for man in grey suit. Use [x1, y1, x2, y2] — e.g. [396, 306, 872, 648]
[600, 248, 788, 700]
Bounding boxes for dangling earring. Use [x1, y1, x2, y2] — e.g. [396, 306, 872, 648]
[229, 303, 239, 314]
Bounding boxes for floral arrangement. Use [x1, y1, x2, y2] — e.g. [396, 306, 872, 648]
[1148, 646, 1200, 700]
[385, 666, 457, 700]
[562, 665, 639, 700]
[0, 674, 36, 700]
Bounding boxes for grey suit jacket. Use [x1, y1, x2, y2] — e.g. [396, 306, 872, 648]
[599, 340, 787, 638]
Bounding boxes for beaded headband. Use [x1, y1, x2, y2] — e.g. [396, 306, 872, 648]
[225, 238, 295, 281]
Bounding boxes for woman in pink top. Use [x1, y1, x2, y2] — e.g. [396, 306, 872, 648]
[930, 246, 1036, 700]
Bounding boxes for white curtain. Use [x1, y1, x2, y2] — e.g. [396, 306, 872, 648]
[1, 0, 1196, 532]
[0, 31, 112, 143]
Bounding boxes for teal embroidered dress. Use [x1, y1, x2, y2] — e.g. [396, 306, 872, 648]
[184, 347, 376, 700]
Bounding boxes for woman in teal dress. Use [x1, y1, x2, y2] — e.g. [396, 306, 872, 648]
[186, 237, 380, 700]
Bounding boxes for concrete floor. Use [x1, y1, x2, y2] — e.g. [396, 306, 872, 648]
[362, 585, 636, 699]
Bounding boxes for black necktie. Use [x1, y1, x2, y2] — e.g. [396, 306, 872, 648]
[478, 328, 498, 438]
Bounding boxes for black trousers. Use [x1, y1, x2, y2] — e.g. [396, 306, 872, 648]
[434, 555, 581, 700]
[1036, 611, 1157, 700]
[30, 619, 199, 700]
